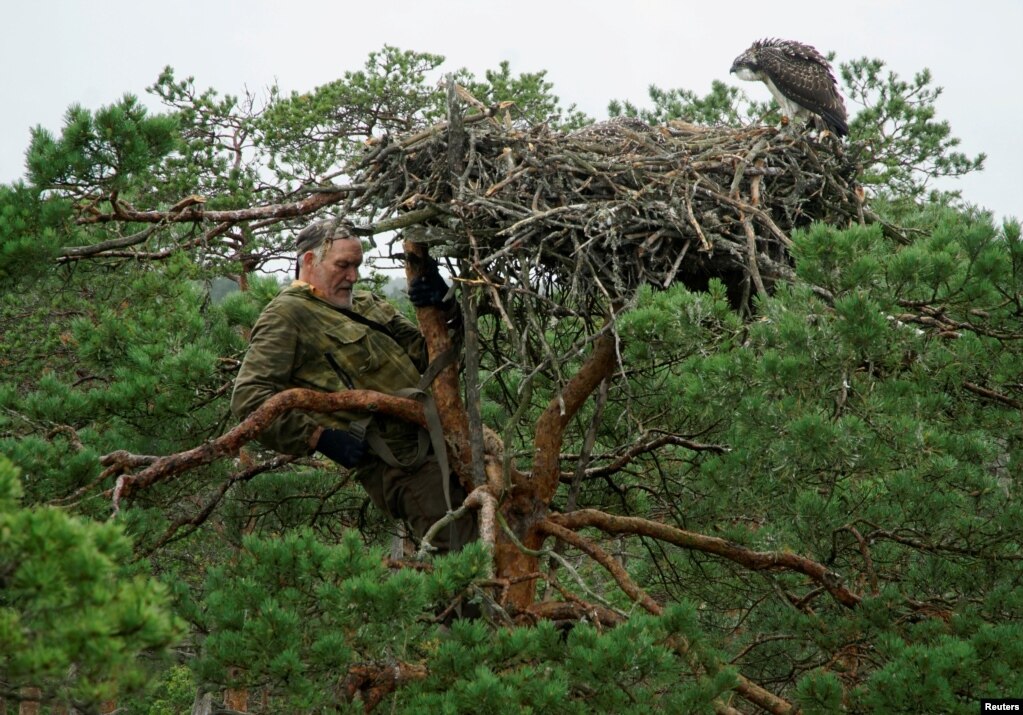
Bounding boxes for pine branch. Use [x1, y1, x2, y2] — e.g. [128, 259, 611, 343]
[559, 431, 730, 483]
[140, 454, 297, 557]
[549, 509, 862, 609]
[532, 331, 619, 503]
[103, 388, 426, 512]
[539, 519, 782, 715]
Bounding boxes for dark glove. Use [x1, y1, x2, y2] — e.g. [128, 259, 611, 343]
[316, 428, 367, 468]
[408, 270, 450, 308]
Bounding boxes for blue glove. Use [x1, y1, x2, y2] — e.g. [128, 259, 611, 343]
[408, 271, 449, 308]
[316, 428, 367, 468]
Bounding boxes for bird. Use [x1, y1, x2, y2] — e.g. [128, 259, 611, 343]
[730, 39, 848, 137]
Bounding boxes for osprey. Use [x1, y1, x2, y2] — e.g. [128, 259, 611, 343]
[730, 39, 848, 137]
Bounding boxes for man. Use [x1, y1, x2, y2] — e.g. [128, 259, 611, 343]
[231, 217, 475, 553]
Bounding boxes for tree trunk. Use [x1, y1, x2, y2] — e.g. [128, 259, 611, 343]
[402, 245, 619, 611]
[498, 333, 619, 609]
[403, 241, 473, 486]
[17, 689, 39, 715]
[224, 684, 248, 713]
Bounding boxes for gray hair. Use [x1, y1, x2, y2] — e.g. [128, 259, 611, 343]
[295, 218, 357, 258]
[294, 218, 359, 275]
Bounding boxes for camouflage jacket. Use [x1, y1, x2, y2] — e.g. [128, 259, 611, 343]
[231, 281, 429, 470]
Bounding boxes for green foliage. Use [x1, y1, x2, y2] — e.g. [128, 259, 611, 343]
[405, 607, 727, 714]
[255, 46, 447, 185]
[794, 669, 844, 714]
[1, 44, 1019, 713]
[609, 79, 769, 126]
[145, 67, 267, 213]
[125, 664, 196, 715]
[0, 182, 71, 285]
[193, 531, 730, 713]
[195, 529, 423, 708]
[611, 212, 1023, 710]
[0, 454, 179, 709]
[0, 256, 250, 541]
[451, 60, 590, 130]
[842, 58, 986, 203]
[252, 46, 591, 191]
[853, 624, 1023, 714]
[26, 95, 179, 195]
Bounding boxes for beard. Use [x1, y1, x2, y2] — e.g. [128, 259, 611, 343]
[327, 284, 354, 308]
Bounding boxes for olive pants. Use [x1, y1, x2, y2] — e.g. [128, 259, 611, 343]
[357, 456, 477, 553]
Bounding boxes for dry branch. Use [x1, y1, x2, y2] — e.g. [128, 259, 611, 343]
[339, 661, 428, 712]
[140, 454, 297, 557]
[524, 599, 625, 628]
[559, 431, 730, 484]
[355, 115, 862, 305]
[539, 518, 663, 615]
[73, 186, 359, 226]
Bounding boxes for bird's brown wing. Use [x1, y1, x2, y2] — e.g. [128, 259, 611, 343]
[757, 43, 848, 136]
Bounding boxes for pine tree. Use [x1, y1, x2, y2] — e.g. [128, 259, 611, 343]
[1, 44, 1018, 714]
[0, 455, 179, 712]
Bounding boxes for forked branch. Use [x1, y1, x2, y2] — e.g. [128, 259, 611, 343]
[549, 508, 861, 608]
[539, 519, 791, 715]
[533, 332, 619, 502]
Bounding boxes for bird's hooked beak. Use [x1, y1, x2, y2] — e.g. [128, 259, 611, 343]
[731, 64, 759, 82]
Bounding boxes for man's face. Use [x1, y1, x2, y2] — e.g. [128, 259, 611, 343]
[302, 238, 363, 308]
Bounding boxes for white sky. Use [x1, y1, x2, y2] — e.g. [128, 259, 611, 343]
[4, 0, 1020, 222]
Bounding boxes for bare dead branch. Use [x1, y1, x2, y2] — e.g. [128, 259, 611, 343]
[835, 524, 879, 596]
[75, 186, 359, 225]
[539, 518, 663, 615]
[58, 225, 160, 258]
[560, 432, 730, 483]
[339, 660, 428, 712]
[524, 599, 625, 628]
[140, 454, 297, 557]
[963, 380, 1023, 410]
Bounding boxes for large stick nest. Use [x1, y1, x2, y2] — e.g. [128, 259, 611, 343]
[352, 110, 863, 310]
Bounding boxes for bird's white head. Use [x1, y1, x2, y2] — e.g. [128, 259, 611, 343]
[730, 45, 761, 81]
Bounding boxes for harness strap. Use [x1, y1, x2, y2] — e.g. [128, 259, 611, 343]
[348, 347, 457, 513]
[326, 296, 460, 514]
[351, 412, 430, 471]
[416, 348, 457, 512]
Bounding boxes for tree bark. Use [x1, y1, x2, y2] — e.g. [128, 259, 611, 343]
[223, 684, 248, 713]
[17, 689, 39, 715]
[402, 240, 473, 488]
[550, 509, 861, 608]
[107, 388, 425, 508]
[497, 333, 619, 609]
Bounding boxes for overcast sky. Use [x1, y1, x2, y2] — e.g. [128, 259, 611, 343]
[4, 1, 1019, 222]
